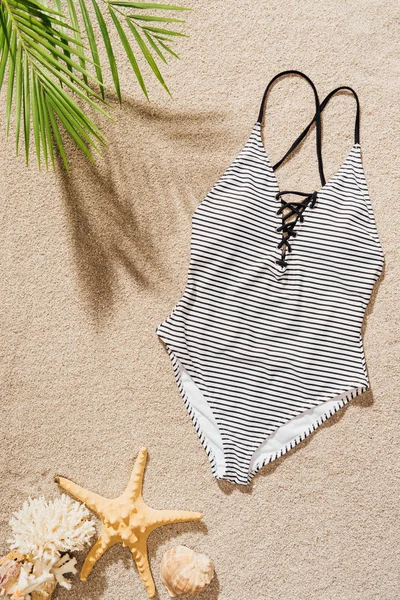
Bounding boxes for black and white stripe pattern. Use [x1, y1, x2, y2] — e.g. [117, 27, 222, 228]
[157, 121, 384, 485]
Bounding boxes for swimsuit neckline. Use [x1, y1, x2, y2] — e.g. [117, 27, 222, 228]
[253, 121, 360, 200]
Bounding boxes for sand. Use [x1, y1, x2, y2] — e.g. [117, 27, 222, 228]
[1, 1, 399, 598]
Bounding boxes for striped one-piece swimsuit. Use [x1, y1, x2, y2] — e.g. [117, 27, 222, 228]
[156, 71, 385, 486]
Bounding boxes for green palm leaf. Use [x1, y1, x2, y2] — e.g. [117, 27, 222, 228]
[141, 25, 187, 36]
[14, 40, 22, 151]
[127, 20, 169, 94]
[90, 0, 121, 101]
[0, 19, 11, 91]
[30, 69, 41, 167]
[0, 0, 108, 168]
[0, 0, 190, 169]
[77, 0, 104, 97]
[154, 36, 179, 59]
[109, 6, 148, 98]
[128, 15, 185, 22]
[47, 100, 68, 169]
[5, 28, 16, 136]
[89, 0, 189, 100]
[65, 0, 88, 84]
[109, 2, 190, 9]
[143, 29, 167, 63]
[22, 52, 30, 163]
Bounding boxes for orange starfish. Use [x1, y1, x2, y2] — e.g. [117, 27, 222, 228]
[55, 448, 202, 597]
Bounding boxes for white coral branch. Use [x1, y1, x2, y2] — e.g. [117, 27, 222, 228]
[8, 561, 53, 599]
[8, 495, 95, 558]
[52, 555, 77, 590]
[6, 553, 78, 600]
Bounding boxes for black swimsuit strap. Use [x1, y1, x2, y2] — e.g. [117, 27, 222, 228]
[257, 70, 326, 187]
[272, 86, 361, 172]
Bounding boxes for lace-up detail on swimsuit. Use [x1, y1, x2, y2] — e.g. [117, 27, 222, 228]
[275, 190, 318, 267]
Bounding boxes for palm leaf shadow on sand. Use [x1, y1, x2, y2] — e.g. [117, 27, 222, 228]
[57, 100, 236, 321]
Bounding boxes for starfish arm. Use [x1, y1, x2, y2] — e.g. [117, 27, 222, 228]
[149, 508, 203, 529]
[131, 544, 156, 598]
[124, 447, 148, 500]
[80, 532, 113, 581]
[55, 476, 106, 514]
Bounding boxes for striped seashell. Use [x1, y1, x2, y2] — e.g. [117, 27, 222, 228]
[0, 557, 21, 596]
[160, 546, 214, 597]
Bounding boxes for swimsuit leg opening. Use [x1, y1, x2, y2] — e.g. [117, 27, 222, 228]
[161, 344, 226, 480]
[248, 384, 369, 479]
